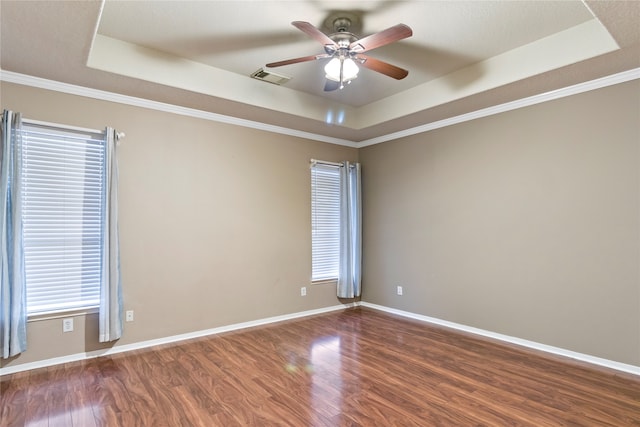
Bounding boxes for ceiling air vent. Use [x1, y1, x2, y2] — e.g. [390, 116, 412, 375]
[250, 68, 291, 85]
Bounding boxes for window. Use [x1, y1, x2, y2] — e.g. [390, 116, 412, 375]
[19, 122, 107, 315]
[311, 162, 340, 282]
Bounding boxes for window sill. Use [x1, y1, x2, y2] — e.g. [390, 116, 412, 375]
[28, 307, 99, 322]
[312, 278, 338, 286]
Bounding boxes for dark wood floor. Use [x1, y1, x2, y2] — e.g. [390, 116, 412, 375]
[1, 307, 639, 426]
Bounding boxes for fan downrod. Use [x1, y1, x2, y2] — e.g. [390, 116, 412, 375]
[328, 18, 358, 47]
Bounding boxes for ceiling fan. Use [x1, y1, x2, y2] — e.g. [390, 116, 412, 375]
[265, 18, 413, 91]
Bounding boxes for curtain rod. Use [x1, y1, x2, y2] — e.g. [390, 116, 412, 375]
[22, 118, 125, 141]
[23, 118, 103, 135]
[310, 159, 343, 167]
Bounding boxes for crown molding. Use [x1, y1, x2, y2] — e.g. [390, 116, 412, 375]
[0, 70, 357, 148]
[2, 68, 638, 148]
[358, 67, 640, 147]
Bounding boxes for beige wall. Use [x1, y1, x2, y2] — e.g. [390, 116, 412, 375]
[1, 82, 357, 368]
[2, 78, 639, 370]
[360, 80, 640, 366]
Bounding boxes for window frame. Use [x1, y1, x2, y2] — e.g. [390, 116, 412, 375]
[18, 120, 107, 317]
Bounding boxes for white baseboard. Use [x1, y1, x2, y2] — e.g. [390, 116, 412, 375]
[360, 302, 640, 376]
[0, 303, 356, 376]
[3, 301, 637, 377]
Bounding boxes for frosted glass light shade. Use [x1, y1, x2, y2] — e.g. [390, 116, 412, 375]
[324, 58, 359, 82]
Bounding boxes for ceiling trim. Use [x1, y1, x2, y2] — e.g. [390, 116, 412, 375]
[87, 34, 358, 130]
[1, 68, 638, 148]
[0, 70, 357, 148]
[87, 19, 617, 131]
[356, 19, 619, 129]
[359, 67, 640, 147]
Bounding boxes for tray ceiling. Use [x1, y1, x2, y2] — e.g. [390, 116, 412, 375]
[1, 1, 639, 144]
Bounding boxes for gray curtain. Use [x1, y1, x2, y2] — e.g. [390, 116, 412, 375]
[0, 110, 27, 358]
[337, 161, 362, 298]
[98, 128, 123, 342]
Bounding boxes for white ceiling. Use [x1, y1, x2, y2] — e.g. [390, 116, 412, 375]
[1, 1, 639, 144]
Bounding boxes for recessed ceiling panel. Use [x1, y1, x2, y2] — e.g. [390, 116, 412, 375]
[96, 1, 596, 107]
[90, 0, 616, 129]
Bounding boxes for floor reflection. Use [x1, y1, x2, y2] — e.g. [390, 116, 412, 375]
[310, 335, 342, 425]
[26, 405, 99, 427]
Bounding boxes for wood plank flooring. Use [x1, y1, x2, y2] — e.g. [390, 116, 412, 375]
[1, 307, 639, 426]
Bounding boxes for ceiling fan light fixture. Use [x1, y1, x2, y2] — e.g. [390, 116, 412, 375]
[324, 57, 359, 83]
[266, 20, 411, 91]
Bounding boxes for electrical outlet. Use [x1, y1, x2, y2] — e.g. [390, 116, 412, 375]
[62, 318, 74, 333]
[126, 310, 134, 322]
[397, 286, 403, 296]
[301, 287, 307, 296]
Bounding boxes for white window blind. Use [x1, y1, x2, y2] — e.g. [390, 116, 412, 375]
[311, 163, 340, 282]
[20, 123, 106, 315]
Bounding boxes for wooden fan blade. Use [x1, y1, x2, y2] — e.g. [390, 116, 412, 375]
[350, 23, 412, 53]
[266, 54, 329, 68]
[324, 80, 341, 92]
[356, 55, 409, 80]
[292, 21, 337, 48]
